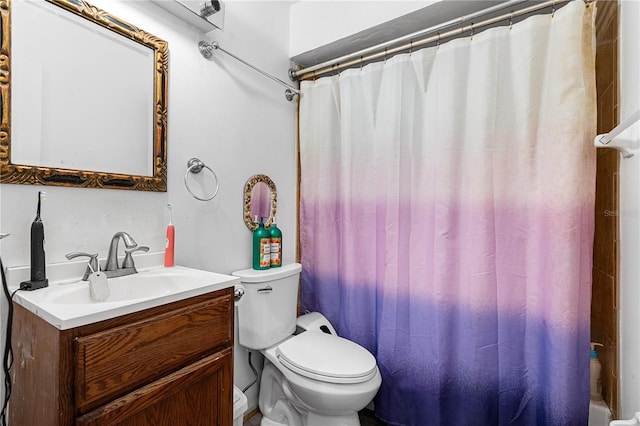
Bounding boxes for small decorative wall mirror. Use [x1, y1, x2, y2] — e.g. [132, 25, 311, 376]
[243, 175, 277, 231]
[1, 0, 168, 191]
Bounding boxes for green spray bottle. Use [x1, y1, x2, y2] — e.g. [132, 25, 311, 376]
[252, 216, 271, 270]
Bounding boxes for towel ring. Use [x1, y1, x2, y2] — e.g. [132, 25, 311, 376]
[184, 158, 219, 201]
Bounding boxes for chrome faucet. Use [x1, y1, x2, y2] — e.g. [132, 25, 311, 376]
[104, 232, 139, 278]
[65, 232, 148, 281]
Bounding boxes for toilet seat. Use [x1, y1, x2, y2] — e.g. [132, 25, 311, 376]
[276, 331, 378, 384]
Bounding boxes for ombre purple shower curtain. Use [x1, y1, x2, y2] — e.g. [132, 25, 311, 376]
[298, 2, 597, 425]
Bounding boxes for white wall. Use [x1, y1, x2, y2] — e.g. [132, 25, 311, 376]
[619, 0, 640, 419]
[1, 0, 297, 413]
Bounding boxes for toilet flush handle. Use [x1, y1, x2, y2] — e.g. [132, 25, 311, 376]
[258, 285, 273, 293]
[234, 286, 245, 302]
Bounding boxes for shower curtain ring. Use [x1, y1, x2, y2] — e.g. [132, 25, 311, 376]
[437, 33, 441, 48]
[509, 12, 514, 29]
[384, 48, 388, 62]
[360, 56, 364, 70]
[409, 40, 413, 55]
[552, 1, 556, 16]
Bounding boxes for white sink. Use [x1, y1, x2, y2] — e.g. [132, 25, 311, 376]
[49, 268, 214, 304]
[49, 279, 172, 304]
[8, 259, 239, 330]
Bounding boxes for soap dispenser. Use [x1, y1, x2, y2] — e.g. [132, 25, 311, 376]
[590, 342, 603, 400]
[252, 216, 270, 270]
[268, 217, 282, 268]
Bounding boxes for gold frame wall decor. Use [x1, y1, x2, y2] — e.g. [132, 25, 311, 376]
[243, 174, 277, 231]
[0, 0, 169, 191]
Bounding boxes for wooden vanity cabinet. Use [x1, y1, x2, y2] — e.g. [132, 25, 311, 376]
[10, 287, 234, 426]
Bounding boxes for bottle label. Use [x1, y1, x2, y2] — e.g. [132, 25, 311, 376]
[260, 238, 271, 268]
[270, 238, 281, 266]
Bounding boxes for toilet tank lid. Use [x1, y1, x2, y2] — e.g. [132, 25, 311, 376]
[232, 263, 301, 283]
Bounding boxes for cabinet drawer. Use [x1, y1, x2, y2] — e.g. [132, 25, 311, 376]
[75, 291, 232, 411]
[76, 348, 233, 426]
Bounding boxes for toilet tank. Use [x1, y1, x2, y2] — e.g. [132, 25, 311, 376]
[232, 263, 302, 350]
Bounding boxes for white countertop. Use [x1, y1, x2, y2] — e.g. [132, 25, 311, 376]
[5, 252, 239, 330]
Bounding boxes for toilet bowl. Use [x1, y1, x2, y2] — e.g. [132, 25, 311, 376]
[262, 331, 381, 415]
[233, 263, 381, 426]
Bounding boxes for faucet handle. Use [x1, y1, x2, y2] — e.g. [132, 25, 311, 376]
[122, 246, 149, 269]
[65, 252, 99, 281]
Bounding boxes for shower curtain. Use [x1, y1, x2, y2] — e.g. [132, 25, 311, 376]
[298, 1, 596, 425]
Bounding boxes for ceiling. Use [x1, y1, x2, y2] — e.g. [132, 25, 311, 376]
[290, 0, 525, 67]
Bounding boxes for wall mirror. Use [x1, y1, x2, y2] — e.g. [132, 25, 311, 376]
[243, 174, 277, 231]
[1, 0, 168, 191]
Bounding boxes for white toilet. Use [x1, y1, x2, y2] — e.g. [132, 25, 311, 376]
[233, 263, 382, 426]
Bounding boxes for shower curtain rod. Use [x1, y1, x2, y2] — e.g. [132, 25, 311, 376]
[289, 0, 593, 81]
[199, 41, 300, 102]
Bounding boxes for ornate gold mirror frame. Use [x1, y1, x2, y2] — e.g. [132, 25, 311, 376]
[243, 174, 277, 231]
[0, 0, 168, 191]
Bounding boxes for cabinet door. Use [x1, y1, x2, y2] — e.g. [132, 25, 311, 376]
[75, 292, 233, 412]
[76, 348, 233, 426]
